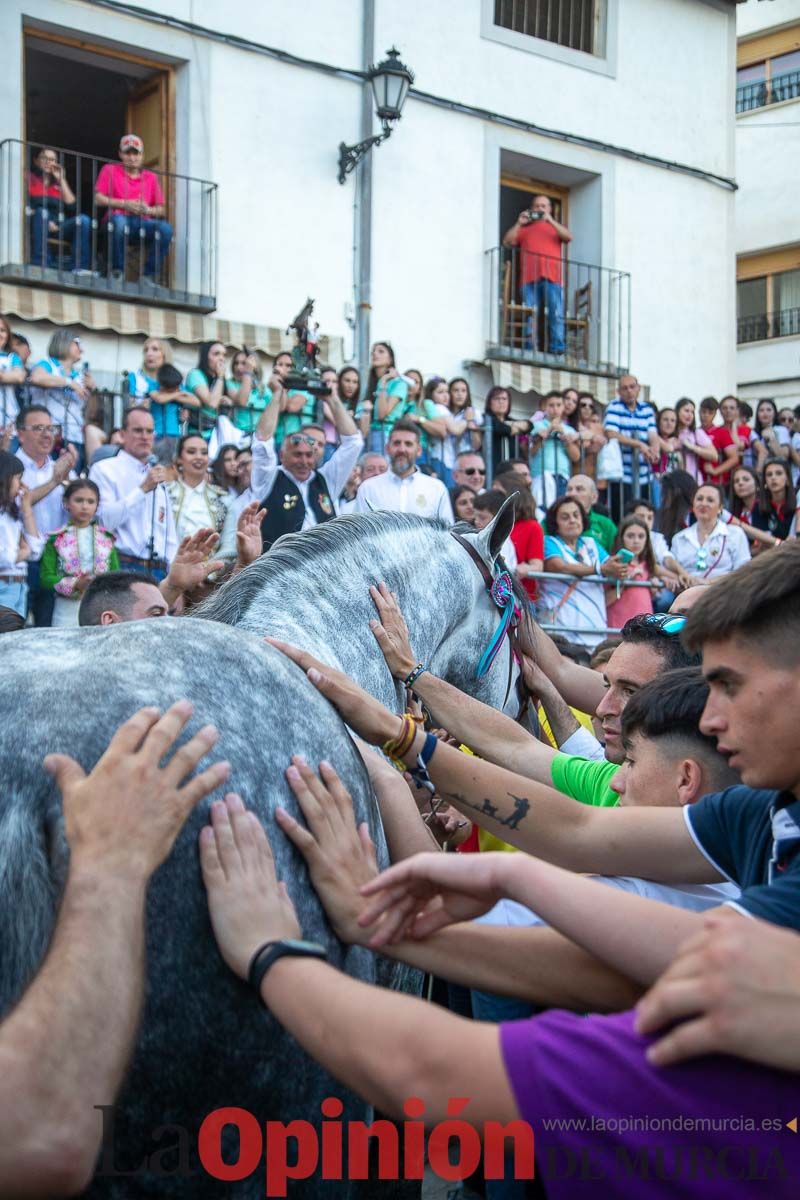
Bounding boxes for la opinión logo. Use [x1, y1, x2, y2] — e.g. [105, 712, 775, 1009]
[96, 1097, 534, 1195]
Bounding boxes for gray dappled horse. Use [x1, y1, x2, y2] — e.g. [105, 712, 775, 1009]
[0, 508, 520, 1198]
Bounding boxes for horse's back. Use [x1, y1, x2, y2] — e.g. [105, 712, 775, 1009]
[2, 620, 413, 1197]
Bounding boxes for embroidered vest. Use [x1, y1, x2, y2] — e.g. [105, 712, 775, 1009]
[260, 470, 335, 551]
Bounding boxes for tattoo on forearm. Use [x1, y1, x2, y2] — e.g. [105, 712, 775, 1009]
[442, 790, 530, 831]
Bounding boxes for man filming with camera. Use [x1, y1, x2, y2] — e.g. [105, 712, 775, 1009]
[503, 193, 572, 357]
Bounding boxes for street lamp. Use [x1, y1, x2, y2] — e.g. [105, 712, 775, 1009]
[338, 47, 414, 184]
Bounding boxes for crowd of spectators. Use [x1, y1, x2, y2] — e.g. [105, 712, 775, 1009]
[1, 317, 798, 653]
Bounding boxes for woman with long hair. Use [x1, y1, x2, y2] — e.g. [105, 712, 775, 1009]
[0, 450, 41, 616]
[226, 348, 269, 437]
[360, 342, 411, 453]
[656, 468, 698, 543]
[670, 483, 750, 583]
[210, 443, 241, 495]
[167, 434, 232, 547]
[480, 386, 531, 478]
[30, 328, 98, 470]
[761, 457, 799, 542]
[125, 336, 173, 403]
[40, 479, 119, 627]
[500, 478, 544, 603]
[674, 397, 717, 483]
[728, 465, 775, 554]
[754, 399, 791, 471]
[450, 484, 477, 525]
[573, 393, 607, 480]
[0, 313, 26, 427]
[184, 341, 229, 440]
[337, 366, 361, 416]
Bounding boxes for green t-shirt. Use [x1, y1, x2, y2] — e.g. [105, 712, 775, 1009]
[588, 510, 617, 553]
[227, 377, 270, 433]
[550, 753, 619, 807]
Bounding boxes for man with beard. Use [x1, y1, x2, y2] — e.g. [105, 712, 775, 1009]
[355, 419, 454, 521]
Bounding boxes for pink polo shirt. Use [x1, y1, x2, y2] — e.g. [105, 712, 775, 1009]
[95, 163, 164, 216]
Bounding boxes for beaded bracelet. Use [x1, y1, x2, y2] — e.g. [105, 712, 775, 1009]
[402, 663, 428, 691]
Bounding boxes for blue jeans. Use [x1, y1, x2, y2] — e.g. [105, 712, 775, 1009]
[29, 207, 91, 269]
[105, 214, 173, 276]
[522, 279, 565, 355]
[0, 579, 28, 617]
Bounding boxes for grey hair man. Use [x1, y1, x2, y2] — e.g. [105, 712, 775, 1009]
[565, 474, 617, 553]
[452, 451, 486, 492]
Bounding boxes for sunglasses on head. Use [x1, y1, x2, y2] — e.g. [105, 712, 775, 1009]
[288, 435, 316, 447]
[638, 614, 686, 636]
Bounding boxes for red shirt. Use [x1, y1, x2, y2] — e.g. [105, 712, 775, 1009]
[95, 162, 164, 216]
[510, 518, 545, 601]
[701, 426, 736, 485]
[515, 219, 563, 286]
[28, 172, 62, 201]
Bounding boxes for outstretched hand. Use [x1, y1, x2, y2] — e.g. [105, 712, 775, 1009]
[357, 851, 509, 947]
[200, 794, 301, 980]
[236, 500, 266, 569]
[163, 528, 225, 599]
[276, 757, 379, 944]
[265, 638, 400, 746]
[369, 582, 416, 679]
[46, 701, 229, 883]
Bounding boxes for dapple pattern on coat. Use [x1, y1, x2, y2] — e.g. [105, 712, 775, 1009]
[0, 510, 518, 1198]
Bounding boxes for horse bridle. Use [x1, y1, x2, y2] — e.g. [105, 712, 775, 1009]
[450, 531, 532, 726]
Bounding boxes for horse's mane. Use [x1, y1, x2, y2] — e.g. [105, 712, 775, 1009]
[195, 511, 452, 627]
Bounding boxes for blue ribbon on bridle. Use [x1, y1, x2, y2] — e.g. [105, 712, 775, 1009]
[476, 570, 520, 678]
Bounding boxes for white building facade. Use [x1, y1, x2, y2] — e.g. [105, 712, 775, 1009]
[0, 0, 740, 414]
[735, 0, 800, 408]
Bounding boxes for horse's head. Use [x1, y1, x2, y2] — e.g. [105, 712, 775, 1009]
[430, 496, 528, 718]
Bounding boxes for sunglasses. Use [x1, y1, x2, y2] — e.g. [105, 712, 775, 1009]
[463, 468, 486, 476]
[638, 614, 686, 636]
[288, 435, 316, 447]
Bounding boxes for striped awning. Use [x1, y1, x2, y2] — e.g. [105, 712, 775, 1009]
[0, 282, 344, 362]
[488, 358, 619, 402]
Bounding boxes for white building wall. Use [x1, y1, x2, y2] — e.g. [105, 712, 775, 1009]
[2, 0, 737, 403]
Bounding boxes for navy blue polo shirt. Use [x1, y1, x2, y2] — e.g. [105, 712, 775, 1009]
[684, 786, 800, 930]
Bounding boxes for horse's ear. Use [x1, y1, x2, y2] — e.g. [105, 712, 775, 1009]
[476, 494, 517, 567]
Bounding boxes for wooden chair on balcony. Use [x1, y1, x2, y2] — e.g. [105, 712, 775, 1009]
[501, 259, 535, 350]
[565, 280, 592, 362]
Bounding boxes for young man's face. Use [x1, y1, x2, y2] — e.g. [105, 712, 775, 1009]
[610, 733, 692, 808]
[701, 637, 800, 796]
[594, 642, 665, 764]
[545, 396, 564, 421]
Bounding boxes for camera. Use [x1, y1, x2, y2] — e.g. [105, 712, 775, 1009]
[525, 210, 544, 222]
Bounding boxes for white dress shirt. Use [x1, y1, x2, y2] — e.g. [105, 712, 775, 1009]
[670, 518, 750, 579]
[355, 468, 454, 522]
[251, 432, 363, 529]
[17, 448, 69, 562]
[89, 449, 177, 563]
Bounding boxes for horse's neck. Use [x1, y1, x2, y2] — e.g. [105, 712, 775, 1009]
[252, 540, 473, 713]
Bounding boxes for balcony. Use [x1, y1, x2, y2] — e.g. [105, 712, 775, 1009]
[737, 307, 800, 345]
[0, 139, 217, 312]
[485, 246, 630, 379]
[736, 69, 800, 114]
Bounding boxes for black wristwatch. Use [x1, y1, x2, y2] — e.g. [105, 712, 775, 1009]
[248, 939, 328, 1005]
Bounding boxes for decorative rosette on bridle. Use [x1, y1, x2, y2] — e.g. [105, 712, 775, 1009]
[476, 570, 521, 678]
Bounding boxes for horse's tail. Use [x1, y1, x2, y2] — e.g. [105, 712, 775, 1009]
[0, 792, 60, 1016]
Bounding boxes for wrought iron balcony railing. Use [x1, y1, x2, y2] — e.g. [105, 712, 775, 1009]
[0, 138, 217, 312]
[485, 245, 631, 376]
[737, 307, 800, 344]
[736, 68, 800, 114]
